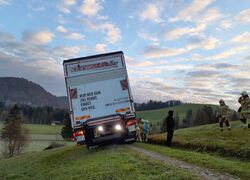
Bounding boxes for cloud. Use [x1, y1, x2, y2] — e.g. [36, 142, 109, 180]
[0, 31, 82, 95]
[212, 63, 238, 69]
[143, 36, 218, 59]
[139, 3, 163, 23]
[138, 31, 159, 45]
[58, 0, 77, 14]
[219, 20, 232, 29]
[143, 46, 189, 58]
[22, 30, 55, 45]
[187, 70, 219, 77]
[56, 25, 68, 33]
[167, 5, 222, 39]
[232, 32, 250, 43]
[199, 8, 221, 24]
[0, 0, 10, 6]
[235, 9, 250, 24]
[164, 24, 206, 40]
[95, 43, 107, 53]
[56, 26, 84, 40]
[63, 0, 76, 6]
[51, 46, 81, 59]
[103, 23, 121, 44]
[79, 0, 103, 17]
[82, 19, 121, 44]
[169, 0, 215, 22]
[28, 4, 46, 11]
[188, 36, 219, 50]
[207, 46, 248, 60]
[65, 32, 85, 40]
[134, 61, 154, 67]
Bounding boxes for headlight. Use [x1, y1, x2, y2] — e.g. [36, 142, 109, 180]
[115, 124, 122, 131]
[98, 126, 103, 132]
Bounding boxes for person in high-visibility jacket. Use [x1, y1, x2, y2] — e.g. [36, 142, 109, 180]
[143, 120, 151, 142]
[216, 99, 231, 131]
[238, 91, 250, 128]
[135, 122, 142, 142]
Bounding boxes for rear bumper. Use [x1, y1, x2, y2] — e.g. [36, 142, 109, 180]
[92, 133, 122, 143]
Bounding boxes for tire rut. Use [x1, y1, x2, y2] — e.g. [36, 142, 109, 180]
[128, 145, 240, 180]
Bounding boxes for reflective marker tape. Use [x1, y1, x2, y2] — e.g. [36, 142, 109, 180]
[76, 115, 91, 121]
[116, 107, 130, 113]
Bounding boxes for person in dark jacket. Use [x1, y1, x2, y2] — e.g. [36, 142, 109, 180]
[165, 110, 175, 147]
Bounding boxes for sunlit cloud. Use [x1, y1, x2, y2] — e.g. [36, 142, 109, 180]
[235, 8, 250, 24]
[58, 0, 77, 14]
[22, 30, 55, 45]
[207, 46, 248, 60]
[79, 0, 103, 17]
[95, 43, 107, 53]
[232, 32, 250, 43]
[138, 30, 159, 45]
[169, 0, 216, 22]
[139, 3, 163, 23]
[56, 25, 68, 33]
[82, 19, 121, 44]
[65, 32, 85, 40]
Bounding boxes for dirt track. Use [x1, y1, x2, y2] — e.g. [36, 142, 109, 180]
[128, 145, 240, 180]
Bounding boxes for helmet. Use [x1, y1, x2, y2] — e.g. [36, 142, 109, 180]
[241, 91, 248, 96]
[219, 99, 224, 103]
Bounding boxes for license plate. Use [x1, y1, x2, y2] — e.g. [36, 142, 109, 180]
[128, 125, 135, 132]
[76, 135, 85, 141]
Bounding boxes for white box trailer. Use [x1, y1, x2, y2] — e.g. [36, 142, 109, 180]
[63, 51, 137, 147]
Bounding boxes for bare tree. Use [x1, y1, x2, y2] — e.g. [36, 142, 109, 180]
[1, 104, 30, 158]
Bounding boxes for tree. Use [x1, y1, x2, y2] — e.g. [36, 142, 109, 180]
[194, 108, 209, 126]
[1, 105, 30, 157]
[174, 112, 180, 129]
[202, 106, 214, 124]
[182, 109, 193, 127]
[61, 112, 73, 140]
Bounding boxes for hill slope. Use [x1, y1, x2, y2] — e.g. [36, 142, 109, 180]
[0, 145, 197, 180]
[148, 121, 250, 160]
[136, 103, 218, 125]
[0, 77, 67, 108]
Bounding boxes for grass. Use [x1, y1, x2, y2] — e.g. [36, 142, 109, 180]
[0, 124, 63, 134]
[0, 145, 199, 180]
[136, 103, 217, 125]
[0, 124, 67, 157]
[148, 121, 250, 160]
[135, 143, 250, 179]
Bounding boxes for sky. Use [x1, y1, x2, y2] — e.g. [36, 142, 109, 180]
[0, 0, 250, 109]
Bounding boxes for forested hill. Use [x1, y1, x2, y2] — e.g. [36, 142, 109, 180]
[0, 77, 68, 108]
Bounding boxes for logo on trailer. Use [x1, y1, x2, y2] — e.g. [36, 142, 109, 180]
[70, 61, 119, 73]
[70, 88, 78, 99]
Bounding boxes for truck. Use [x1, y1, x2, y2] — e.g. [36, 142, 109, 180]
[63, 51, 137, 148]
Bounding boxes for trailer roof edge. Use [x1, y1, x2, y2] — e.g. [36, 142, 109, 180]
[63, 51, 124, 64]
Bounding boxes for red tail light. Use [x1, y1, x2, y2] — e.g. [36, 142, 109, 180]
[73, 130, 84, 138]
[126, 119, 138, 126]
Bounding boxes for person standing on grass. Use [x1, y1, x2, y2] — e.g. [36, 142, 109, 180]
[238, 91, 250, 128]
[165, 110, 175, 147]
[143, 120, 151, 142]
[216, 99, 231, 131]
[135, 122, 142, 142]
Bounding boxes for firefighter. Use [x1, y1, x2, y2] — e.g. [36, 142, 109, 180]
[216, 99, 231, 131]
[135, 122, 142, 142]
[238, 91, 250, 128]
[165, 110, 175, 147]
[143, 120, 151, 142]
